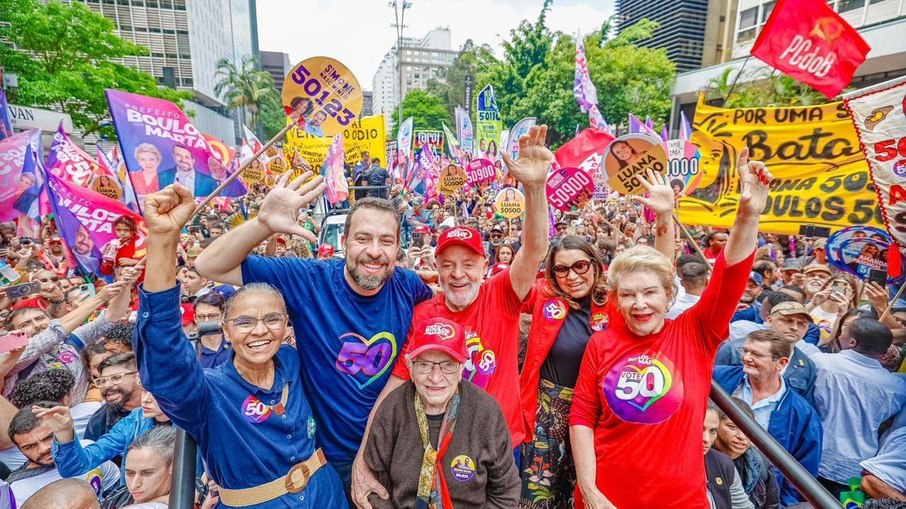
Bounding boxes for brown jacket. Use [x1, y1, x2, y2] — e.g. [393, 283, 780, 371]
[364, 381, 519, 508]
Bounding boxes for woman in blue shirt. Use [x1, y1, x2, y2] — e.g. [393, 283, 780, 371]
[134, 183, 345, 508]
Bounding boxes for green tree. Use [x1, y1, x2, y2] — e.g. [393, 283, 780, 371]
[426, 39, 496, 118]
[259, 98, 288, 141]
[213, 55, 281, 128]
[0, 0, 187, 139]
[707, 67, 828, 108]
[388, 89, 452, 135]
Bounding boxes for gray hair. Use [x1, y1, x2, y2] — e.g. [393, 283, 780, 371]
[223, 283, 286, 320]
[128, 426, 177, 466]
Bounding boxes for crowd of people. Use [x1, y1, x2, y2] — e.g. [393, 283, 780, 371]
[0, 126, 904, 509]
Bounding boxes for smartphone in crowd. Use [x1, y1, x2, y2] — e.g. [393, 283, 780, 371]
[79, 283, 96, 299]
[0, 331, 28, 354]
[868, 269, 887, 288]
[4, 281, 41, 300]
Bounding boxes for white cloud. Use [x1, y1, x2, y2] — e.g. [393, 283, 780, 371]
[257, 0, 615, 90]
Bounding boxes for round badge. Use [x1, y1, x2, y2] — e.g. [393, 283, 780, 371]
[590, 312, 609, 331]
[450, 455, 476, 482]
[58, 350, 77, 365]
[546, 167, 594, 212]
[494, 187, 525, 219]
[438, 164, 468, 195]
[282, 57, 363, 137]
[542, 299, 566, 322]
[241, 395, 272, 424]
[602, 134, 668, 195]
[466, 158, 497, 187]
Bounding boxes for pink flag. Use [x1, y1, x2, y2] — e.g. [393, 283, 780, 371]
[0, 129, 42, 222]
[324, 134, 349, 205]
[46, 122, 102, 187]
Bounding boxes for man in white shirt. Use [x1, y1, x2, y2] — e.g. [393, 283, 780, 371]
[9, 369, 102, 441]
[810, 318, 906, 497]
[667, 261, 708, 319]
[6, 403, 118, 506]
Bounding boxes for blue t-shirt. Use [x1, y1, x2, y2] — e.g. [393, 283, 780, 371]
[241, 257, 432, 462]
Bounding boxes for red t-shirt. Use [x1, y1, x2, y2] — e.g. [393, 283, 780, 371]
[392, 268, 526, 446]
[569, 252, 752, 509]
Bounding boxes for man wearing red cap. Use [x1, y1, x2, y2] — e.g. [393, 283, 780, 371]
[354, 125, 553, 507]
[317, 244, 336, 260]
[362, 317, 519, 508]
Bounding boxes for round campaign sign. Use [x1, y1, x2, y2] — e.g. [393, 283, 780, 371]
[826, 226, 890, 273]
[664, 139, 701, 196]
[834, 238, 889, 280]
[438, 163, 468, 195]
[89, 175, 122, 200]
[466, 158, 497, 187]
[602, 134, 668, 195]
[547, 167, 594, 212]
[494, 187, 525, 219]
[241, 158, 267, 184]
[282, 57, 363, 137]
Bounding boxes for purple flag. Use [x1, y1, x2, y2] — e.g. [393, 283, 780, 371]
[0, 91, 12, 142]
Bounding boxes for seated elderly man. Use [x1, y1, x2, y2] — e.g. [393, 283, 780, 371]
[363, 317, 519, 508]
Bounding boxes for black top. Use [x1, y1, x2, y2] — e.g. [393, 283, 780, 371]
[540, 298, 593, 388]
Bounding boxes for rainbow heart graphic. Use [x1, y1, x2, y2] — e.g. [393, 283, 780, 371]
[336, 332, 398, 389]
[623, 360, 674, 412]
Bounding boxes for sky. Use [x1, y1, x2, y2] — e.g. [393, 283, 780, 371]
[256, 0, 616, 90]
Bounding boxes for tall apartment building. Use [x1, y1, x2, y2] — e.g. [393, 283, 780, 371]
[75, 0, 260, 143]
[615, 0, 711, 73]
[372, 27, 458, 130]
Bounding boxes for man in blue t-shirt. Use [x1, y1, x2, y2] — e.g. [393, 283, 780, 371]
[195, 171, 433, 502]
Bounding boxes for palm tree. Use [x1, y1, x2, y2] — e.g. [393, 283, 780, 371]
[214, 55, 280, 128]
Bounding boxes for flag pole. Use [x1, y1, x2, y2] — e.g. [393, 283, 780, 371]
[132, 120, 303, 270]
[722, 55, 752, 107]
[880, 281, 906, 321]
[673, 212, 710, 262]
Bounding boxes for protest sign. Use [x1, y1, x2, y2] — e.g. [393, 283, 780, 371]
[842, 76, 906, 248]
[494, 187, 525, 219]
[465, 158, 496, 188]
[678, 94, 883, 234]
[603, 134, 668, 195]
[438, 164, 467, 195]
[455, 106, 474, 157]
[665, 139, 702, 195]
[284, 115, 387, 175]
[476, 85, 502, 160]
[45, 168, 145, 275]
[105, 89, 219, 201]
[324, 134, 348, 205]
[0, 129, 42, 221]
[201, 133, 247, 197]
[547, 167, 594, 212]
[46, 123, 102, 187]
[282, 57, 363, 137]
[89, 174, 123, 201]
[505, 117, 536, 161]
[826, 225, 891, 280]
[413, 130, 444, 155]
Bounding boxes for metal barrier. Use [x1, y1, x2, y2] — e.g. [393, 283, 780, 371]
[710, 381, 840, 509]
[168, 428, 198, 509]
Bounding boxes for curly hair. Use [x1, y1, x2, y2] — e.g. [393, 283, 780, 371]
[10, 369, 76, 408]
[103, 323, 135, 352]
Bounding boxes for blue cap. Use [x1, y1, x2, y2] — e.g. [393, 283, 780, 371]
[748, 272, 764, 286]
[211, 285, 237, 300]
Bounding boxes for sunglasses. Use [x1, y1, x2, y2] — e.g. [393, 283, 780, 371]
[553, 259, 593, 277]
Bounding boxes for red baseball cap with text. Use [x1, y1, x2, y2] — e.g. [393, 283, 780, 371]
[408, 317, 468, 362]
[435, 226, 485, 257]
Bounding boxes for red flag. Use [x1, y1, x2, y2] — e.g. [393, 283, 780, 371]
[554, 128, 614, 173]
[751, 0, 870, 98]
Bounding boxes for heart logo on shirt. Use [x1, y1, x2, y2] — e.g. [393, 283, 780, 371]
[604, 354, 684, 424]
[335, 331, 399, 389]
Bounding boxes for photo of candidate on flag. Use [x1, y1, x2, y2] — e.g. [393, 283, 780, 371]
[0, 129, 43, 222]
[105, 89, 223, 203]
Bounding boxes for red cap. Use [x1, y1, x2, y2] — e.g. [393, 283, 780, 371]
[435, 226, 485, 257]
[413, 223, 431, 235]
[274, 237, 287, 246]
[180, 303, 196, 326]
[408, 317, 468, 363]
[317, 244, 335, 257]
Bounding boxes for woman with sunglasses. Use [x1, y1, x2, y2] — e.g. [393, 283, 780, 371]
[569, 150, 772, 509]
[517, 169, 677, 509]
[135, 184, 345, 508]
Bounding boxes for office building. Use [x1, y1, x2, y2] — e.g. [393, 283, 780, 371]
[75, 0, 260, 143]
[371, 27, 458, 130]
[260, 50, 292, 94]
[362, 91, 373, 118]
[615, 0, 711, 73]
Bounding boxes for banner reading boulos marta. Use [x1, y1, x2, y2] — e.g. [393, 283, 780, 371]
[678, 94, 883, 234]
[105, 89, 219, 201]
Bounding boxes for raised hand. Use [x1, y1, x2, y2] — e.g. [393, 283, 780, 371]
[736, 147, 772, 217]
[255, 171, 325, 243]
[32, 405, 75, 442]
[500, 125, 553, 187]
[631, 169, 676, 216]
[145, 184, 197, 236]
[96, 281, 127, 303]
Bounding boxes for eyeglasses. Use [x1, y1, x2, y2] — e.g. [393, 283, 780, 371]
[412, 360, 461, 375]
[739, 347, 780, 361]
[36, 277, 59, 283]
[226, 313, 287, 332]
[553, 259, 593, 278]
[94, 371, 137, 388]
[196, 313, 223, 322]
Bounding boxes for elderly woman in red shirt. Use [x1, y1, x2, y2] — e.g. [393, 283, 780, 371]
[568, 148, 772, 509]
[518, 170, 676, 509]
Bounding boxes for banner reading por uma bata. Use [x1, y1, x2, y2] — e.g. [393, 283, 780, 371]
[678, 94, 883, 234]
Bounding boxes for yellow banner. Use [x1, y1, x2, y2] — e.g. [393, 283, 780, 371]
[678, 95, 883, 234]
[284, 114, 387, 174]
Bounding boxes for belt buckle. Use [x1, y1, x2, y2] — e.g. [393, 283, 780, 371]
[284, 463, 311, 494]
